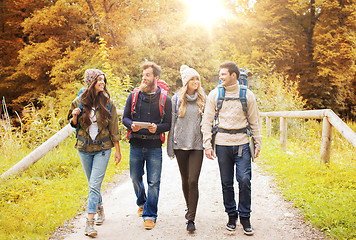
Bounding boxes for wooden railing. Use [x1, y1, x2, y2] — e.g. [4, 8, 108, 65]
[2, 109, 355, 180]
[0, 110, 123, 181]
[260, 109, 356, 163]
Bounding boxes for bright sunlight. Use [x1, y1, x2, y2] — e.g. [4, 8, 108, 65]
[181, 0, 227, 28]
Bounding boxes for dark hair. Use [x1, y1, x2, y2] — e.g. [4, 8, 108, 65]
[219, 61, 240, 79]
[80, 77, 111, 127]
[141, 61, 161, 77]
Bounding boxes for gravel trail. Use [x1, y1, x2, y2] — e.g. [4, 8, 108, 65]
[57, 147, 326, 240]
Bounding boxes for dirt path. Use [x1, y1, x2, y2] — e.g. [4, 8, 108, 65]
[57, 147, 325, 240]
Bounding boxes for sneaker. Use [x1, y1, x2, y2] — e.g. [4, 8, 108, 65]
[95, 206, 105, 225]
[138, 206, 144, 217]
[240, 217, 254, 235]
[144, 219, 155, 230]
[186, 220, 196, 232]
[226, 215, 237, 231]
[85, 217, 98, 237]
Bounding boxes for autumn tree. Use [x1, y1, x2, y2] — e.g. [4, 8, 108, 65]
[312, 0, 356, 116]
[123, 0, 220, 93]
[218, 0, 356, 118]
[0, 0, 51, 111]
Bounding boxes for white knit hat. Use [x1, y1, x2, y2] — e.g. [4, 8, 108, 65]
[180, 65, 200, 86]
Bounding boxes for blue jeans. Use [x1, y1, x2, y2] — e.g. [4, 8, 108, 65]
[78, 149, 111, 214]
[129, 146, 162, 222]
[216, 143, 252, 218]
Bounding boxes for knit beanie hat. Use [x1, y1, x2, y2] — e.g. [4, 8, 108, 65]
[84, 69, 105, 87]
[180, 65, 200, 86]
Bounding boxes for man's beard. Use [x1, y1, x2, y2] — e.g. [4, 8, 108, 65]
[140, 80, 156, 93]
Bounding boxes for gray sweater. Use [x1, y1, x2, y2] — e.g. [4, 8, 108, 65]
[167, 93, 204, 158]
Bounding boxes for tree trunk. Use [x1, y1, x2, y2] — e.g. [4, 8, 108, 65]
[85, 0, 103, 37]
[103, 0, 118, 46]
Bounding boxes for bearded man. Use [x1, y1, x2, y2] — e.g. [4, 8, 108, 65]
[122, 61, 172, 230]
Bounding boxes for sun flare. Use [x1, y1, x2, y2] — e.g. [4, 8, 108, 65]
[181, 0, 227, 28]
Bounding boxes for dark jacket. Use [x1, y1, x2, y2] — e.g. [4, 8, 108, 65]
[122, 86, 172, 148]
[68, 97, 120, 152]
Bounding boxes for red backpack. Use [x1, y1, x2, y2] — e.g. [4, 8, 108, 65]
[127, 79, 169, 143]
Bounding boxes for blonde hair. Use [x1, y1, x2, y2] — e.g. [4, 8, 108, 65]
[177, 79, 205, 117]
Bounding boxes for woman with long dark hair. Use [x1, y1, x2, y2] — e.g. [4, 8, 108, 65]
[167, 65, 205, 232]
[68, 69, 121, 237]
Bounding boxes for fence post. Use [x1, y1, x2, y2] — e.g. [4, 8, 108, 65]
[266, 116, 271, 137]
[320, 117, 332, 164]
[280, 117, 287, 151]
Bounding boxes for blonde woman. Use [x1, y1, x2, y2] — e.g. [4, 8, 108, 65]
[167, 65, 205, 232]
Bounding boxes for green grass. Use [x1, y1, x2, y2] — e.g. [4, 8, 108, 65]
[1, 118, 355, 239]
[258, 127, 356, 240]
[0, 136, 129, 240]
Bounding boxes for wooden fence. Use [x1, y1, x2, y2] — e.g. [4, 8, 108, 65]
[260, 109, 356, 163]
[0, 110, 123, 181]
[1, 109, 355, 181]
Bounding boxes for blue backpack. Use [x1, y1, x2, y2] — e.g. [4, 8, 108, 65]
[212, 69, 252, 149]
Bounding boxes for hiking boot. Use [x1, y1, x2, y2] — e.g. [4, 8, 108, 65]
[144, 219, 155, 230]
[138, 206, 144, 217]
[186, 220, 196, 232]
[95, 206, 105, 225]
[85, 217, 98, 237]
[240, 217, 254, 235]
[226, 215, 237, 231]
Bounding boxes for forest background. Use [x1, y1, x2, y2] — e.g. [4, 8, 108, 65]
[0, 0, 356, 122]
[1, 1, 355, 239]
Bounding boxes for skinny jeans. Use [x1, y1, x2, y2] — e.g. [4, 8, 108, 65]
[174, 149, 203, 221]
[78, 149, 111, 214]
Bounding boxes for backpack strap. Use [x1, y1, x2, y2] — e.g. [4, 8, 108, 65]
[126, 90, 140, 140]
[158, 92, 168, 143]
[130, 89, 140, 119]
[77, 89, 86, 137]
[212, 85, 224, 150]
[212, 85, 252, 142]
[78, 87, 86, 113]
[159, 92, 167, 123]
[239, 85, 252, 136]
[215, 85, 225, 124]
[175, 94, 179, 114]
[127, 89, 167, 143]
[174, 93, 181, 116]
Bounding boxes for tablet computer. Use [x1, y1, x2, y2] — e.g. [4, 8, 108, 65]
[133, 121, 152, 128]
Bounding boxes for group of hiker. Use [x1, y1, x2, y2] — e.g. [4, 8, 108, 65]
[67, 60, 262, 238]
